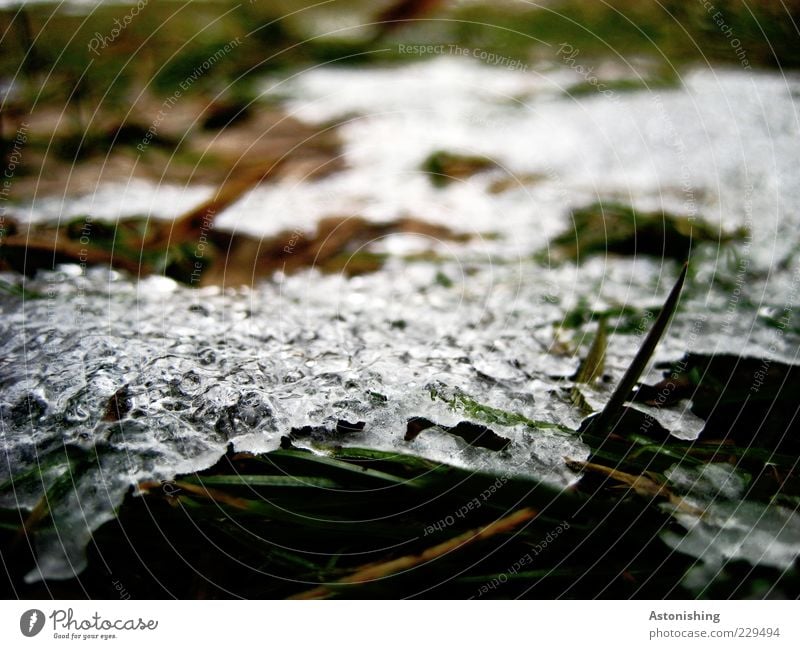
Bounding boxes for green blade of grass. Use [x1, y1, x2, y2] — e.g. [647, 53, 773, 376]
[256, 449, 423, 487]
[183, 474, 343, 489]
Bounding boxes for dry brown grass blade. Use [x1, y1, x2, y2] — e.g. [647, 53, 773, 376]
[575, 316, 608, 385]
[200, 215, 471, 286]
[11, 497, 50, 550]
[567, 459, 704, 515]
[290, 507, 538, 599]
[571, 317, 608, 408]
[141, 480, 255, 510]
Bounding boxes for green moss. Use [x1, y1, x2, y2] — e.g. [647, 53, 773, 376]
[565, 71, 680, 98]
[421, 150, 497, 188]
[438, 391, 574, 432]
[546, 201, 745, 263]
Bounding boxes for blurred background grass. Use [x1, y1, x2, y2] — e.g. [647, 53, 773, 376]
[2, 0, 799, 113]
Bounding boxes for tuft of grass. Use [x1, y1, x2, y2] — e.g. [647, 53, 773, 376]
[3, 428, 798, 598]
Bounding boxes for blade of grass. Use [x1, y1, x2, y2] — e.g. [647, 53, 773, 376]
[183, 474, 343, 489]
[571, 316, 608, 409]
[567, 459, 702, 515]
[584, 262, 688, 436]
[290, 507, 538, 599]
[444, 393, 574, 432]
[170, 481, 255, 510]
[11, 447, 97, 550]
[330, 447, 446, 472]
[260, 449, 424, 487]
[573, 316, 608, 386]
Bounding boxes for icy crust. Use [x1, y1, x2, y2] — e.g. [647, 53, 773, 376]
[3, 255, 800, 580]
[1, 262, 592, 580]
[663, 464, 800, 576]
[14, 180, 216, 226]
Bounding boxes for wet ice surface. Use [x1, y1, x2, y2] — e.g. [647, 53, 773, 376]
[3, 58, 800, 580]
[664, 464, 800, 580]
[1, 258, 797, 582]
[1, 262, 594, 580]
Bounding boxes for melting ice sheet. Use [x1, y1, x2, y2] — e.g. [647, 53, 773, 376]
[2, 256, 798, 581]
[1, 263, 596, 581]
[663, 464, 800, 587]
